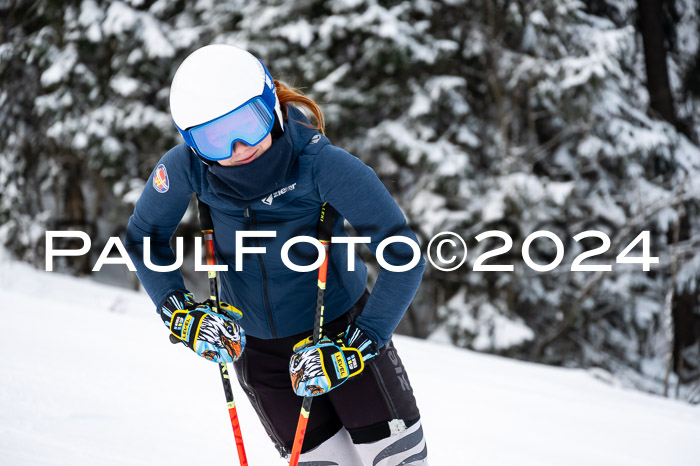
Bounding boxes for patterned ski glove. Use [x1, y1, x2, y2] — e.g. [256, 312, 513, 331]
[289, 338, 364, 397]
[339, 322, 379, 363]
[160, 290, 245, 364]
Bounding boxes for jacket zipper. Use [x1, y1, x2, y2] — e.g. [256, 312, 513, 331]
[246, 207, 278, 338]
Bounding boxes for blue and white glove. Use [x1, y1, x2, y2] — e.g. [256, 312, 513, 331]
[160, 290, 245, 364]
[341, 322, 379, 363]
[288, 323, 379, 397]
[289, 338, 362, 397]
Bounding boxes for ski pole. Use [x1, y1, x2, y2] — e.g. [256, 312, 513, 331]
[198, 199, 249, 466]
[288, 202, 336, 466]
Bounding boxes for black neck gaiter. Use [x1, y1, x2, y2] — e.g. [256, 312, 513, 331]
[206, 127, 295, 206]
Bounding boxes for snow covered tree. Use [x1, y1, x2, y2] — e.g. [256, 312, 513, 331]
[218, 0, 700, 396]
[2, 0, 698, 397]
[1, 0, 228, 272]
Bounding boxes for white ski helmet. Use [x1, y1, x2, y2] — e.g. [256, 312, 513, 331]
[169, 44, 283, 158]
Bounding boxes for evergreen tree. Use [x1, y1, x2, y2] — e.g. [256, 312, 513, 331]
[2, 0, 698, 398]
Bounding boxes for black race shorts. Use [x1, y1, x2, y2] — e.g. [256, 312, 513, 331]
[233, 290, 421, 456]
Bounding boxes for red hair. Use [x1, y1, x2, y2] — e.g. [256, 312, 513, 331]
[274, 79, 325, 135]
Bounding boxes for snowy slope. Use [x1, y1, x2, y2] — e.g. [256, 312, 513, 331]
[0, 260, 698, 466]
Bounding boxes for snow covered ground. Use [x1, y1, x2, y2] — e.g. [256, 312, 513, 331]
[1, 260, 698, 466]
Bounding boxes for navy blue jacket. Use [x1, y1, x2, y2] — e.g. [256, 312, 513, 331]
[125, 107, 425, 347]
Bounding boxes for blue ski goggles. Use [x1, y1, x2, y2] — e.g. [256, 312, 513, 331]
[177, 96, 275, 161]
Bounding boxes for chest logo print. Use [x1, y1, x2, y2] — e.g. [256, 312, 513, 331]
[262, 183, 296, 205]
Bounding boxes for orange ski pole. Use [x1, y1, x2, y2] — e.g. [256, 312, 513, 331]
[288, 202, 335, 466]
[199, 200, 248, 466]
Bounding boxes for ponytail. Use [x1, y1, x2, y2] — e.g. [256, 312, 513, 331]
[274, 79, 326, 135]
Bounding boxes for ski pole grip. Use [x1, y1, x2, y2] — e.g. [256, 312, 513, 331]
[317, 203, 336, 243]
[198, 197, 214, 231]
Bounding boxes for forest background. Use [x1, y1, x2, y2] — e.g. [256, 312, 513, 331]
[1, 0, 699, 402]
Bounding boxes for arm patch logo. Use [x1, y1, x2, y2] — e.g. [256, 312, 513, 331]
[153, 164, 169, 193]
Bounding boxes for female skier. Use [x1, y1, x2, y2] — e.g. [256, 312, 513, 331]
[125, 44, 427, 466]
